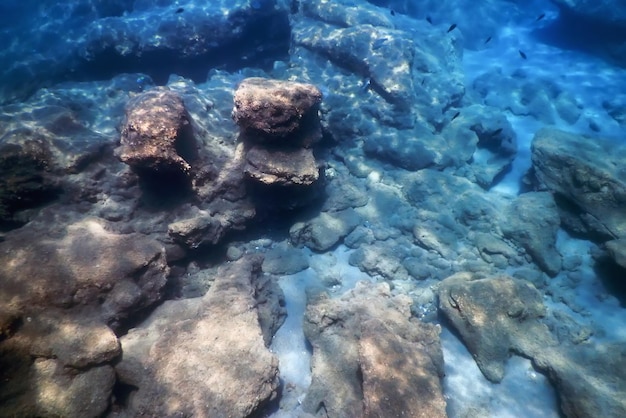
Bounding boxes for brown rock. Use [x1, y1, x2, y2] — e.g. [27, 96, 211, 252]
[437, 273, 554, 382]
[117, 87, 196, 175]
[245, 145, 319, 186]
[303, 281, 446, 417]
[0, 217, 168, 329]
[114, 256, 281, 417]
[232, 77, 322, 145]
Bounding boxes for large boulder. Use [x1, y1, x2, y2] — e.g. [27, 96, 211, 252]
[0, 310, 119, 417]
[232, 77, 324, 194]
[114, 256, 282, 417]
[0, 0, 291, 104]
[117, 87, 195, 178]
[303, 281, 447, 417]
[531, 127, 626, 240]
[0, 216, 169, 331]
[437, 272, 626, 417]
[437, 274, 554, 382]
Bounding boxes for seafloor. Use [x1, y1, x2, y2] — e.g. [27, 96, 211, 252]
[1, 0, 626, 417]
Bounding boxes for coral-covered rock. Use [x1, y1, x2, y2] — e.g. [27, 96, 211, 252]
[117, 87, 196, 177]
[232, 77, 322, 145]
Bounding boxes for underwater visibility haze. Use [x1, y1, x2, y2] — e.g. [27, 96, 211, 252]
[1, 0, 626, 417]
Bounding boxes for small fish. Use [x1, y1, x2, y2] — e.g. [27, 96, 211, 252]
[421, 78, 426, 86]
[451, 111, 460, 121]
[361, 78, 372, 91]
[447, 23, 457, 33]
[390, 9, 396, 16]
[492, 128, 503, 136]
[426, 16, 433, 24]
[518, 50, 527, 59]
[484, 36, 492, 45]
[372, 38, 388, 50]
[175, 7, 184, 13]
[536, 13, 545, 22]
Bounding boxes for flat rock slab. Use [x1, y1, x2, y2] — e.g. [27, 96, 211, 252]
[245, 145, 319, 186]
[303, 281, 447, 417]
[115, 256, 280, 418]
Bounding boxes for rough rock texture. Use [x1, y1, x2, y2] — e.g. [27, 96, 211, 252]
[303, 281, 447, 417]
[232, 77, 324, 190]
[452, 104, 517, 188]
[245, 145, 319, 186]
[232, 77, 323, 144]
[531, 127, 626, 240]
[437, 272, 626, 417]
[0, 140, 59, 224]
[290, 208, 362, 251]
[501, 192, 562, 276]
[114, 256, 282, 418]
[290, 0, 471, 174]
[473, 70, 584, 126]
[0, 310, 119, 417]
[117, 87, 195, 176]
[437, 274, 553, 382]
[534, 341, 626, 418]
[0, 216, 169, 330]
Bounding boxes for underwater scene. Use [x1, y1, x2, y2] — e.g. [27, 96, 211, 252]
[1, 0, 626, 416]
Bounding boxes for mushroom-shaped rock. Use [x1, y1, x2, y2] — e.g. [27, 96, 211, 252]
[117, 87, 195, 176]
[232, 77, 322, 145]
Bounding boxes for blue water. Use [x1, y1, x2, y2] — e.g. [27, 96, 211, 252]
[2, 0, 626, 417]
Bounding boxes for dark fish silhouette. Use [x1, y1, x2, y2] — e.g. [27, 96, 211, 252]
[485, 36, 492, 44]
[447, 23, 457, 33]
[518, 50, 527, 59]
[492, 128, 503, 136]
[175, 7, 184, 13]
[536, 13, 545, 21]
[390, 9, 396, 16]
[426, 16, 433, 24]
[451, 111, 460, 121]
